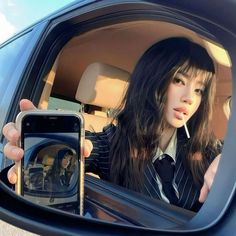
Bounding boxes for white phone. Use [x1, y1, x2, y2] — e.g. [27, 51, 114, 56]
[15, 110, 85, 216]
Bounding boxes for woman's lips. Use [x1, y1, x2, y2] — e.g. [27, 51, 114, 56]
[174, 111, 183, 120]
[173, 107, 189, 116]
[173, 108, 189, 120]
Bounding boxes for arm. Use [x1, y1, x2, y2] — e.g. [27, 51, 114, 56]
[199, 154, 221, 202]
[85, 126, 114, 180]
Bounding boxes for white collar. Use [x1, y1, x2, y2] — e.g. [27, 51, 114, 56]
[152, 129, 177, 163]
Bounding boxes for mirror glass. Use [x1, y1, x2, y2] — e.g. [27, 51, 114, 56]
[23, 134, 79, 206]
[2, 20, 233, 226]
[41, 21, 233, 220]
[24, 142, 77, 193]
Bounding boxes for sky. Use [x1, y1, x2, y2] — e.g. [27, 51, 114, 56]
[0, 0, 75, 44]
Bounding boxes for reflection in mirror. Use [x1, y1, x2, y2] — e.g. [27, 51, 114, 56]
[23, 136, 79, 207]
[44, 22, 232, 220]
[9, 20, 232, 226]
[24, 145, 77, 193]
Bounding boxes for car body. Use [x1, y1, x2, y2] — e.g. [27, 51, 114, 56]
[0, 0, 235, 235]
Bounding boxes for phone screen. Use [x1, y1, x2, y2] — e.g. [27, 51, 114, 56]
[18, 112, 83, 214]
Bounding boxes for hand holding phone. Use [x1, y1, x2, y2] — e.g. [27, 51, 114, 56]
[15, 110, 85, 215]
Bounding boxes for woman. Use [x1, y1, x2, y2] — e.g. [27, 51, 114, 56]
[3, 37, 221, 211]
[85, 37, 221, 210]
[44, 148, 74, 192]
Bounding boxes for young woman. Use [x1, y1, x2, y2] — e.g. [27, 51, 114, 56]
[44, 148, 74, 191]
[3, 37, 221, 212]
[84, 37, 221, 210]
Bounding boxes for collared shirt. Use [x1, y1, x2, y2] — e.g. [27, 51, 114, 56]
[151, 130, 179, 203]
[152, 129, 177, 163]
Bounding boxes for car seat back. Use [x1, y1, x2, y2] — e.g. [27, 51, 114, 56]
[75, 62, 130, 132]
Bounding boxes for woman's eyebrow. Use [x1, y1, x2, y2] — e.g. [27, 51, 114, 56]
[197, 80, 205, 86]
[177, 72, 206, 86]
[176, 72, 189, 79]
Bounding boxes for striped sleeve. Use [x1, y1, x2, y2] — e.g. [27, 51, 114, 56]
[85, 124, 116, 180]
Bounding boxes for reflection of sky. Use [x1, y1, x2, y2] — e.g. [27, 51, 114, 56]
[24, 137, 46, 151]
[24, 133, 78, 151]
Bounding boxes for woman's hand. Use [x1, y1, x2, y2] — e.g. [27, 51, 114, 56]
[3, 99, 35, 184]
[83, 139, 93, 157]
[199, 154, 221, 202]
[2, 99, 93, 184]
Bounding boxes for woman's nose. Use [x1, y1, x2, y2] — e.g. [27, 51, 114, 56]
[182, 97, 193, 105]
[181, 89, 194, 105]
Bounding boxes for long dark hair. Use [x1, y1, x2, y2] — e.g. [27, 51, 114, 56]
[109, 37, 219, 191]
[50, 148, 73, 178]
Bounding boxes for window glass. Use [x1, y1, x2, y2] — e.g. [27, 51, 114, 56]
[48, 96, 82, 111]
[0, 33, 30, 92]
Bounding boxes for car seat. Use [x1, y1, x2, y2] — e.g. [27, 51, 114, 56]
[75, 62, 130, 132]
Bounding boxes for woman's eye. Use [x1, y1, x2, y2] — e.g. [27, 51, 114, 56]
[173, 77, 185, 85]
[195, 88, 204, 95]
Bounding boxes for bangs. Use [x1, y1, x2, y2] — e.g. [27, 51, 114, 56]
[174, 60, 215, 86]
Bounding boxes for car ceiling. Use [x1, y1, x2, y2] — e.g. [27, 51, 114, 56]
[52, 20, 232, 139]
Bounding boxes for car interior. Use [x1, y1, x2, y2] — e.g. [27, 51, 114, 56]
[25, 143, 74, 192]
[38, 20, 232, 140]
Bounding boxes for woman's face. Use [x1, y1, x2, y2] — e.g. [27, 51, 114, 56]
[61, 154, 72, 169]
[165, 71, 205, 128]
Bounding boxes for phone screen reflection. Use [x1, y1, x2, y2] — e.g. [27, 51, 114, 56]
[22, 133, 80, 208]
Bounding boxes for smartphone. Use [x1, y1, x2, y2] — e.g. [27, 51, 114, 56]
[15, 110, 85, 216]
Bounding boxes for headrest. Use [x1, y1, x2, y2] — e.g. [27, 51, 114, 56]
[75, 62, 130, 109]
[42, 155, 54, 166]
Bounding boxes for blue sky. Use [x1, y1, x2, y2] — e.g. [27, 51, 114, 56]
[0, 0, 75, 43]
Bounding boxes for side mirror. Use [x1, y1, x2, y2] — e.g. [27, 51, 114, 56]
[22, 135, 80, 209]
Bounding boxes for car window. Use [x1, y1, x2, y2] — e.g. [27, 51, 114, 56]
[48, 96, 82, 112]
[0, 33, 31, 92]
[0, 33, 32, 169]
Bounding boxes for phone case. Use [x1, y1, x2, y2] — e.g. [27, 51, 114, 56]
[15, 109, 85, 215]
